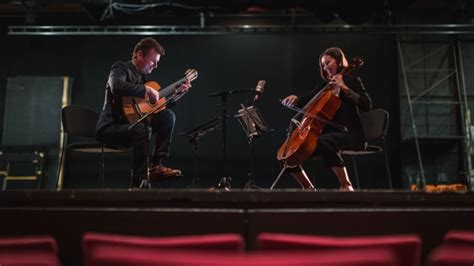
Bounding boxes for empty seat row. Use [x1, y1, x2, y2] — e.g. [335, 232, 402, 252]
[427, 230, 474, 266]
[2, 230, 474, 266]
[0, 235, 60, 266]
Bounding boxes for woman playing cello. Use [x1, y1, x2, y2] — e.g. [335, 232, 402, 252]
[280, 47, 372, 191]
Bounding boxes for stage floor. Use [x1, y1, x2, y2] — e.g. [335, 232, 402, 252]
[1, 188, 473, 208]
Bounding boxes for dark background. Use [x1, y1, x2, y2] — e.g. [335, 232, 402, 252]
[1, 3, 474, 266]
[0, 33, 400, 189]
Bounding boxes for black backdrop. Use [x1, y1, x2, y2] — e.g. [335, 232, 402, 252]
[2, 33, 401, 189]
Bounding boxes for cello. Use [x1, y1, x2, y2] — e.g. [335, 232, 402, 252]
[276, 57, 363, 167]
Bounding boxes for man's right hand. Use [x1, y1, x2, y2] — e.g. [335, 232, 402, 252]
[281, 95, 298, 106]
[145, 85, 160, 104]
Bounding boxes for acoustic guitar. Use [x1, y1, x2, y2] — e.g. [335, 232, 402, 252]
[122, 69, 198, 124]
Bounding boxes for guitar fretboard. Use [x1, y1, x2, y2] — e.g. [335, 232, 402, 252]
[159, 77, 188, 99]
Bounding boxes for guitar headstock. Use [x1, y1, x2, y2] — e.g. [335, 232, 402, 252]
[185, 69, 198, 82]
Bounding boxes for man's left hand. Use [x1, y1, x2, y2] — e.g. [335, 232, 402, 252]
[180, 81, 192, 93]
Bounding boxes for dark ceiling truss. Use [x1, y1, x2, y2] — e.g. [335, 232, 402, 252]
[3, 0, 469, 26]
[8, 24, 474, 35]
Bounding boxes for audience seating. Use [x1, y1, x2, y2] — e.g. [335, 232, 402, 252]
[83, 232, 245, 266]
[427, 244, 474, 266]
[10, 231, 471, 265]
[83, 247, 398, 266]
[256, 232, 421, 266]
[442, 230, 474, 245]
[0, 235, 60, 266]
[426, 230, 474, 266]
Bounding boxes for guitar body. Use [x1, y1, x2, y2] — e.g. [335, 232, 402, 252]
[122, 81, 166, 125]
[121, 69, 198, 125]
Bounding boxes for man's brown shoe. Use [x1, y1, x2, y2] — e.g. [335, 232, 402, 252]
[149, 165, 183, 181]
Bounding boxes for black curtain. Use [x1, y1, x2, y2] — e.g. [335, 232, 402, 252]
[5, 33, 400, 189]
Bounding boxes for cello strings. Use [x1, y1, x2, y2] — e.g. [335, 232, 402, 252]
[282, 103, 348, 132]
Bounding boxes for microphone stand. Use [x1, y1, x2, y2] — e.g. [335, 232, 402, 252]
[208, 89, 254, 189]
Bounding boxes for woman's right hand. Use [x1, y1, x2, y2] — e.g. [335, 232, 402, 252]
[281, 95, 298, 106]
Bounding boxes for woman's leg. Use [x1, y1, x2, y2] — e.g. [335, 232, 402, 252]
[317, 133, 355, 191]
[331, 165, 354, 191]
[288, 165, 316, 190]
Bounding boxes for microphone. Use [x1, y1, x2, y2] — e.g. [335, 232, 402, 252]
[253, 80, 266, 103]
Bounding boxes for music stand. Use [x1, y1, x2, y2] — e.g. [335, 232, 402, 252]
[209, 89, 254, 189]
[235, 104, 268, 189]
[181, 117, 223, 188]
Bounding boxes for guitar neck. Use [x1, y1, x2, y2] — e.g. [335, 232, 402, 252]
[159, 77, 187, 98]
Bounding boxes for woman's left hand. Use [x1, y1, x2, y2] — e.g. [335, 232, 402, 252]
[329, 74, 349, 92]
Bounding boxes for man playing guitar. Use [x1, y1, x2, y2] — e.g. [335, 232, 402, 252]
[96, 37, 192, 189]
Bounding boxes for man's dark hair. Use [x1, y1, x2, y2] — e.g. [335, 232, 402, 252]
[132, 37, 165, 60]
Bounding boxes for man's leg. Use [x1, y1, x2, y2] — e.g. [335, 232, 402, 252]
[148, 109, 182, 179]
[150, 109, 175, 164]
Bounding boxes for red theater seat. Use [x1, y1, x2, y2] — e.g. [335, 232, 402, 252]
[256, 233, 421, 266]
[428, 244, 474, 266]
[86, 248, 398, 266]
[0, 235, 60, 266]
[443, 230, 474, 245]
[83, 232, 245, 266]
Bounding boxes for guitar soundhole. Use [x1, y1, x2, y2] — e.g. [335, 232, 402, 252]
[148, 97, 158, 106]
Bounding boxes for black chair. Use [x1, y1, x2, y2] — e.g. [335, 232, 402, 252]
[342, 108, 392, 189]
[56, 105, 127, 189]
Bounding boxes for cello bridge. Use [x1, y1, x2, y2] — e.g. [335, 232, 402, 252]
[291, 118, 302, 129]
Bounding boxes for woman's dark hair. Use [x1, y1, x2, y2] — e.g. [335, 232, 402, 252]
[319, 47, 349, 81]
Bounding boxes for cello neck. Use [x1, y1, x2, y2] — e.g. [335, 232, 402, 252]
[302, 82, 333, 110]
